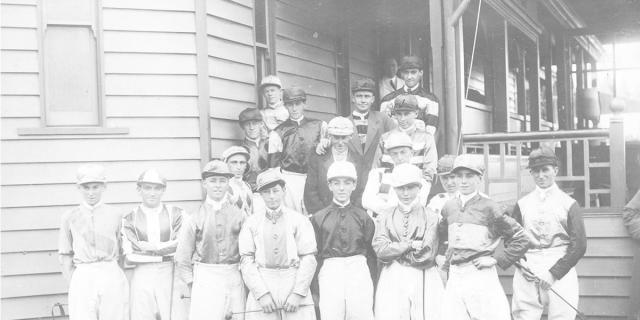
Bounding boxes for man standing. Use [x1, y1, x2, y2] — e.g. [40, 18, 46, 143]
[440, 154, 530, 320]
[426, 155, 458, 217]
[269, 87, 327, 214]
[379, 94, 438, 189]
[239, 168, 317, 319]
[311, 161, 376, 320]
[259, 75, 289, 132]
[58, 164, 129, 320]
[378, 57, 404, 99]
[380, 56, 440, 135]
[362, 131, 431, 218]
[510, 148, 587, 320]
[304, 116, 365, 214]
[175, 160, 246, 320]
[623, 189, 640, 320]
[239, 107, 269, 189]
[122, 169, 184, 320]
[223, 145, 254, 216]
[373, 163, 444, 320]
[349, 78, 396, 179]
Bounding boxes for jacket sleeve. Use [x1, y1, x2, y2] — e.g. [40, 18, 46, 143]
[58, 212, 75, 282]
[549, 202, 587, 279]
[422, 134, 438, 183]
[406, 212, 439, 267]
[362, 170, 394, 216]
[490, 204, 530, 269]
[174, 215, 197, 285]
[372, 214, 411, 263]
[267, 130, 283, 168]
[303, 155, 324, 215]
[239, 219, 270, 299]
[292, 217, 317, 296]
[364, 214, 378, 279]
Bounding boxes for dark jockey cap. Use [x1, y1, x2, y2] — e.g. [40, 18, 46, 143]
[397, 56, 423, 75]
[238, 107, 263, 125]
[527, 147, 559, 169]
[351, 78, 376, 94]
[282, 87, 307, 104]
[393, 94, 419, 113]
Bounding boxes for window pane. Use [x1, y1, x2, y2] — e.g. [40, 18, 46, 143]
[44, 26, 99, 126]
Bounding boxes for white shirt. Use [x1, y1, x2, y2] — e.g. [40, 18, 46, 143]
[205, 194, 228, 212]
[141, 204, 163, 244]
[458, 191, 479, 207]
[332, 147, 349, 162]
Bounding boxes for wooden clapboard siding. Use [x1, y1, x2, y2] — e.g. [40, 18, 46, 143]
[349, 25, 377, 83]
[495, 212, 634, 319]
[0, 1, 204, 318]
[275, 0, 338, 117]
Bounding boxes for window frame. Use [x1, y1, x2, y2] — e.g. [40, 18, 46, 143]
[18, 0, 127, 136]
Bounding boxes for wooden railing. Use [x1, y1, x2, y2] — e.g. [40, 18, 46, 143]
[461, 112, 627, 208]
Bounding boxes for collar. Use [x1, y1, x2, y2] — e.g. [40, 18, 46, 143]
[332, 199, 350, 208]
[332, 147, 349, 161]
[290, 116, 304, 125]
[205, 194, 228, 211]
[458, 191, 479, 207]
[265, 101, 283, 110]
[82, 201, 103, 211]
[265, 206, 284, 223]
[403, 84, 420, 93]
[398, 197, 419, 214]
[140, 203, 163, 215]
[535, 183, 559, 201]
[352, 110, 369, 119]
[399, 124, 416, 135]
[245, 136, 260, 146]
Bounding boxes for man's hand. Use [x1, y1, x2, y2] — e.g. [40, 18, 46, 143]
[283, 293, 304, 312]
[258, 293, 277, 313]
[315, 138, 331, 155]
[472, 256, 497, 269]
[410, 240, 423, 251]
[380, 101, 394, 117]
[135, 241, 158, 252]
[517, 261, 538, 282]
[538, 271, 556, 290]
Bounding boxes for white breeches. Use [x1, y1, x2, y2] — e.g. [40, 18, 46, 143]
[512, 248, 579, 320]
[442, 263, 510, 320]
[375, 262, 444, 320]
[189, 262, 246, 320]
[68, 261, 129, 320]
[319, 255, 374, 320]
[130, 261, 175, 320]
[245, 267, 316, 320]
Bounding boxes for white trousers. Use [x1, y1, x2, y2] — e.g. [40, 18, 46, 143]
[245, 268, 316, 320]
[442, 263, 510, 320]
[281, 170, 307, 215]
[512, 248, 579, 320]
[68, 261, 129, 320]
[375, 262, 444, 320]
[319, 255, 374, 320]
[189, 263, 246, 320]
[130, 261, 175, 320]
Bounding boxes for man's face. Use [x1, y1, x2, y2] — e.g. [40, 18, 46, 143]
[384, 59, 398, 78]
[530, 165, 558, 189]
[394, 183, 421, 205]
[285, 100, 305, 120]
[203, 176, 229, 201]
[388, 146, 413, 165]
[352, 91, 375, 113]
[78, 182, 106, 206]
[227, 154, 248, 179]
[263, 85, 282, 105]
[260, 184, 285, 210]
[394, 110, 417, 129]
[439, 174, 457, 194]
[454, 169, 481, 195]
[328, 177, 356, 204]
[400, 68, 423, 88]
[330, 134, 351, 153]
[242, 120, 263, 140]
[138, 183, 165, 208]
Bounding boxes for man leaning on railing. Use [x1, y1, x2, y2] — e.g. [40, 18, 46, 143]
[623, 190, 640, 320]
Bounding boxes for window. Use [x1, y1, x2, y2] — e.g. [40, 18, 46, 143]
[255, 0, 275, 108]
[42, 0, 102, 127]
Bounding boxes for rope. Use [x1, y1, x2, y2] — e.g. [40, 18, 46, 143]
[456, 0, 483, 155]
